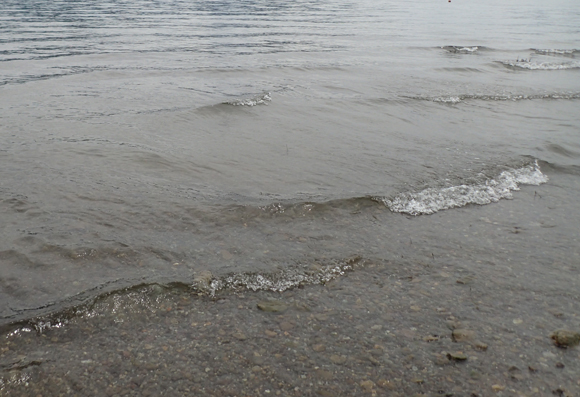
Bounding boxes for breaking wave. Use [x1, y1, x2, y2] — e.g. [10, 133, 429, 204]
[375, 161, 548, 216]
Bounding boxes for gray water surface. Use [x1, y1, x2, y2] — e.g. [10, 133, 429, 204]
[1, 0, 579, 324]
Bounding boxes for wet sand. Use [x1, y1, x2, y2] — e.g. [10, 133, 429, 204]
[1, 178, 579, 397]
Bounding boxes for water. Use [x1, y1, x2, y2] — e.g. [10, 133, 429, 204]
[1, 0, 579, 328]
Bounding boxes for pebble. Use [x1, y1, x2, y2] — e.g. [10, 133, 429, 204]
[315, 369, 333, 380]
[330, 355, 347, 365]
[312, 344, 326, 352]
[360, 380, 375, 392]
[447, 352, 468, 361]
[452, 329, 475, 342]
[257, 301, 288, 313]
[550, 329, 580, 348]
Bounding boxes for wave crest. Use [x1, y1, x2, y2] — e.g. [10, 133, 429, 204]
[501, 60, 580, 70]
[224, 92, 271, 106]
[375, 161, 548, 216]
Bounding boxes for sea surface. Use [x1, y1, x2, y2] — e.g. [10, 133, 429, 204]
[1, 0, 579, 327]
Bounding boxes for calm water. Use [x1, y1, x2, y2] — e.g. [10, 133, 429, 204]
[1, 0, 579, 325]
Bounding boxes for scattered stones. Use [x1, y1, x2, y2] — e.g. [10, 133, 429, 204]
[257, 301, 288, 313]
[550, 329, 580, 348]
[452, 329, 475, 342]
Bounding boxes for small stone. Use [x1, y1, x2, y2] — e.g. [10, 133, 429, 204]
[447, 352, 468, 361]
[251, 365, 262, 373]
[491, 384, 505, 392]
[316, 390, 334, 397]
[452, 329, 475, 342]
[367, 355, 380, 366]
[550, 329, 580, 348]
[360, 380, 375, 392]
[410, 306, 421, 312]
[312, 344, 326, 352]
[315, 369, 333, 380]
[423, 335, 440, 342]
[555, 362, 565, 368]
[265, 330, 277, 337]
[376, 379, 395, 389]
[513, 318, 523, 325]
[474, 341, 488, 351]
[233, 333, 247, 341]
[257, 301, 288, 313]
[193, 270, 213, 291]
[456, 276, 475, 285]
[330, 355, 347, 365]
[528, 366, 538, 373]
[279, 321, 294, 331]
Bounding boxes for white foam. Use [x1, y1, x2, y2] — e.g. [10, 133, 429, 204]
[433, 96, 462, 104]
[225, 92, 271, 106]
[203, 258, 362, 295]
[378, 161, 548, 216]
[502, 60, 580, 70]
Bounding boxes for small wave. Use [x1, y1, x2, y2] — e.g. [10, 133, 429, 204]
[1, 257, 363, 334]
[224, 92, 271, 106]
[441, 46, 482, 54]
[412, 92, 580, 104]
[532, 49, 579, 57]
[375, 161, 548, 216]
[500, 60, 580, 70]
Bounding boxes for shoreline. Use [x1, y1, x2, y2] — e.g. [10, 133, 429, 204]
[2, 178, 579, 396]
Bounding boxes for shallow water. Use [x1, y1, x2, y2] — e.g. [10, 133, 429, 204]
[1, 0, 579, 342]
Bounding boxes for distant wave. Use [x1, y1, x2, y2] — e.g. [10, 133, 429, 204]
[223, 92, 271, 106]
[374, 161, 548, 216]
[532, 48, 579, 56]
[441, 46, 485, 54]
[409, 92, 580, 104]
[500, 60, 580, 70]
